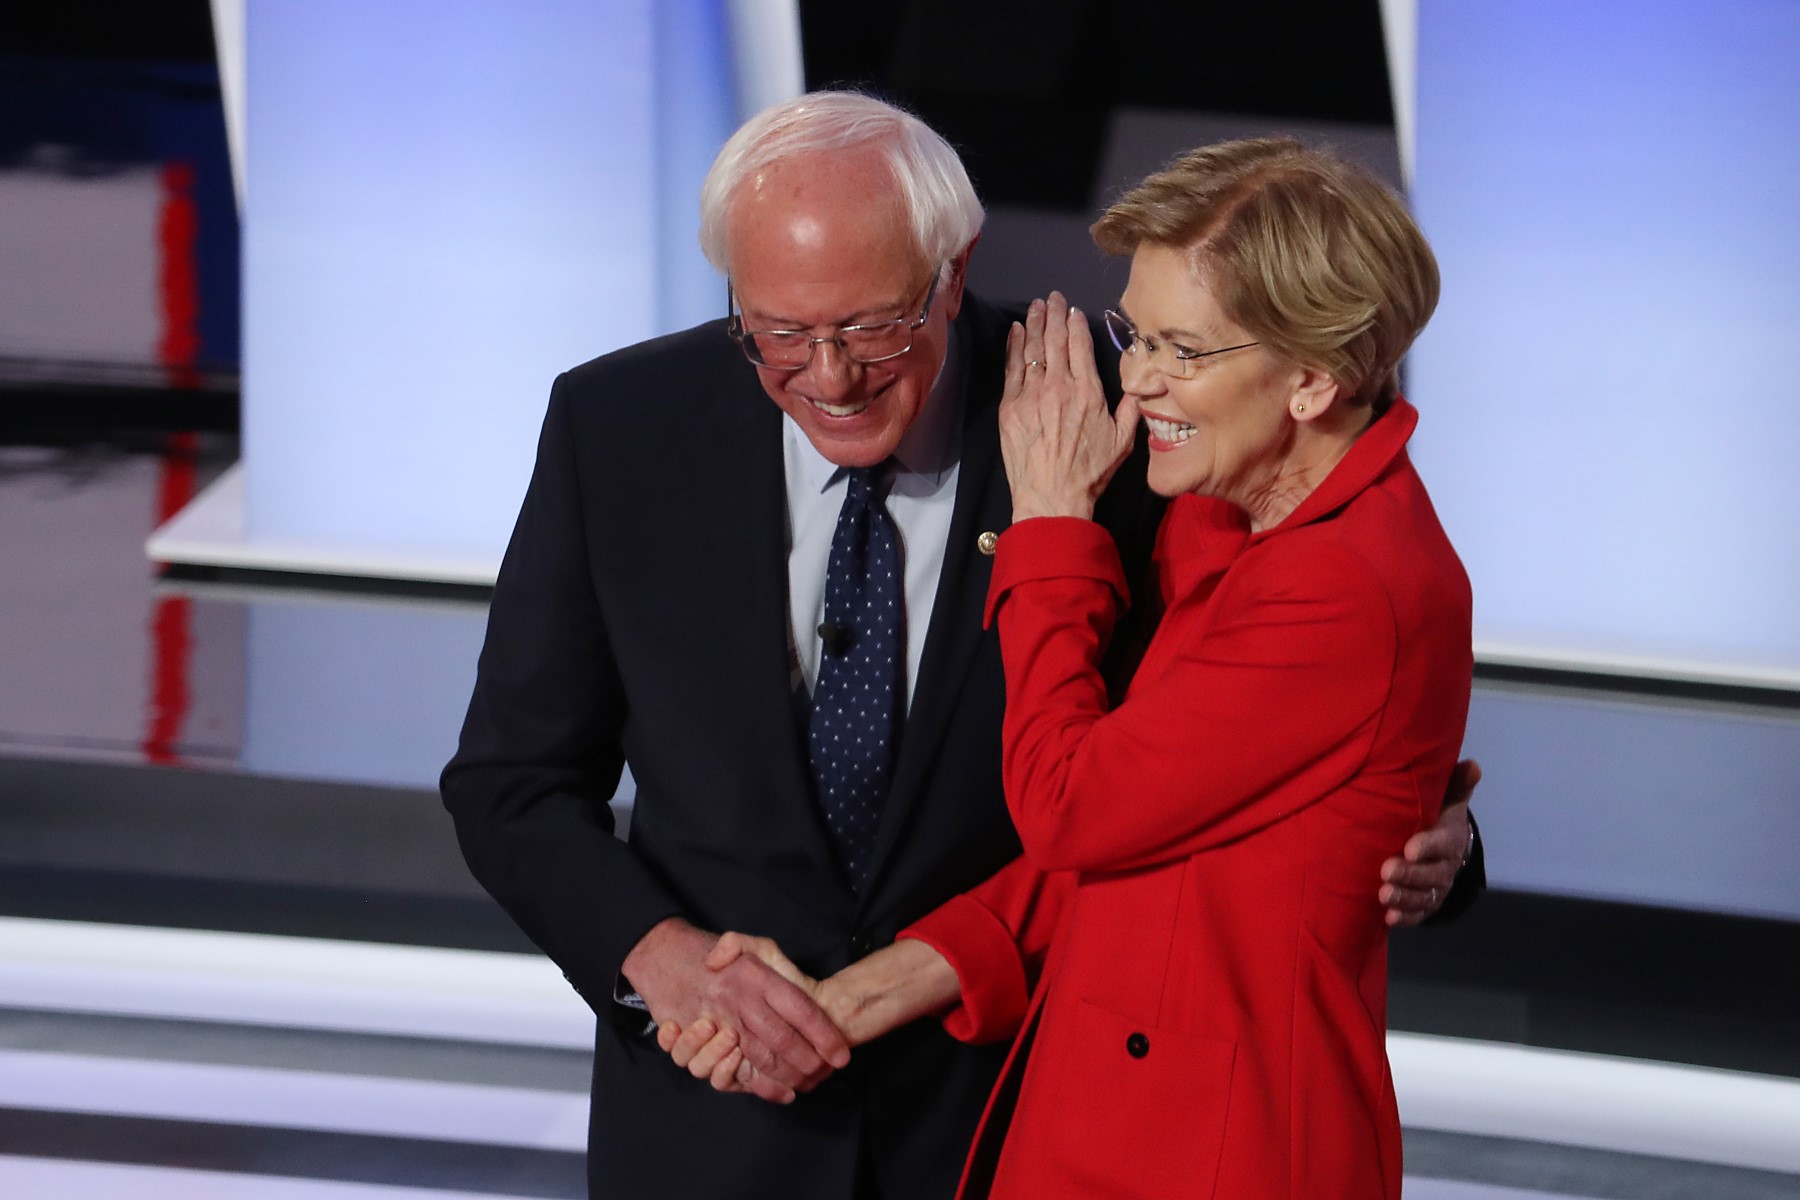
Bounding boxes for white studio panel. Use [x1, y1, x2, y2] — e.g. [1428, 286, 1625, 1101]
[1407, 0, 1800, 688]
[232, 0, 745, 579]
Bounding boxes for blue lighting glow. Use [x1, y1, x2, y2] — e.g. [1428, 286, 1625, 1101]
[1407, 0, 1800, 685]
[243, 0, 735, 566]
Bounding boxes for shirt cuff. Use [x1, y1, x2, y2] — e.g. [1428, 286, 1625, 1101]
[611, 977, 656, 1037]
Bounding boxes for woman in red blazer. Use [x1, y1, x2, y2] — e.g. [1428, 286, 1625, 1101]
[673, 139, 1471, 1199]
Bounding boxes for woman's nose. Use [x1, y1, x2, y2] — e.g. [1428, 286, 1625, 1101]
[1118, 347, 1164, 397]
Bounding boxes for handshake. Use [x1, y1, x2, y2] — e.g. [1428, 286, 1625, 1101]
[656, 932, 848, 1104]
[622, 917, 959, 1106]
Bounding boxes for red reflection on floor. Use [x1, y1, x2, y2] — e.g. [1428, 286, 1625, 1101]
[143, 432, 198, 765]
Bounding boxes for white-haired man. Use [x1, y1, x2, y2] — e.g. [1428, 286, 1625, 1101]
[442, 92, 1479, 1199]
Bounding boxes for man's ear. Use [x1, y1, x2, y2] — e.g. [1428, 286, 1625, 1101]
[1288, 365, 1343, 423]
[939, 236, 979, 321]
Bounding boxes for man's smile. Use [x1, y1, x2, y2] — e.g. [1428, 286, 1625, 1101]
[805, 394, 874, 418]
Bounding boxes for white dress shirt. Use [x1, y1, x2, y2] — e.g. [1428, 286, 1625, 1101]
[783, 329, 965, 714]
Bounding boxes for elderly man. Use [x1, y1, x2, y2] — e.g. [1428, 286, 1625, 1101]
[442, 92, 1478, 1200]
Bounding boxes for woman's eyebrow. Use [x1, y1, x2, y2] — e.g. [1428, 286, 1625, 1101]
[1120, 305, 1214, 345]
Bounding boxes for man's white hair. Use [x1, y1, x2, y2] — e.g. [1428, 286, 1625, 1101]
[699, 90, 985, 280]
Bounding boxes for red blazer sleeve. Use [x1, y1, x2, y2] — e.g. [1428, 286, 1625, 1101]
[988, 517, 1397, 874]
[900, 856, 1075, 1044]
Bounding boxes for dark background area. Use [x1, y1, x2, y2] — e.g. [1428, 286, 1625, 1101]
[0, 1, 217, 61]
[801, 0, 1393, 207]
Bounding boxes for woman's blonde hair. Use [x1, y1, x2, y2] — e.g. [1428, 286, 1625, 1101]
[1092, 138, 1438, 411]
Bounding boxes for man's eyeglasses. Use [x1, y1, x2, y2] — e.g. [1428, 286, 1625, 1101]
[728, 276, 939, 370]
[1102, 309, 1259, 380]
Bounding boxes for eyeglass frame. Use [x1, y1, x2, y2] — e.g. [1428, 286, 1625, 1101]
[1102, 308, 1259, 378]
[726, 274, 940, 370]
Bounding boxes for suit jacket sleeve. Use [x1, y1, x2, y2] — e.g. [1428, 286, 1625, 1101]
[1428, 811, 1486, 923]
[441, 374, 685, 1009]
[985, 517, 1398, 875]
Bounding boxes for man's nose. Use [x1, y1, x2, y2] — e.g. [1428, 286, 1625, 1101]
[804, 338, 861, 397]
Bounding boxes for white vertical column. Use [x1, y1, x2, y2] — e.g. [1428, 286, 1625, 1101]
[654, 0, 740, 333]
[208, 0, 246, 211]
[726, 0, 804, 120]
[1377, 0, 1417, 188]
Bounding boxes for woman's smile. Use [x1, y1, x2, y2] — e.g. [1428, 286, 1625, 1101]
[1143, 413, 1198, 446]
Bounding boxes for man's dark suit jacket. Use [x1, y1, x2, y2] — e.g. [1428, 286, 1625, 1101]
[441, 294, 1163, 1199]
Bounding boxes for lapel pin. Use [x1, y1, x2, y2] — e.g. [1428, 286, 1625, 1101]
[977, 531, 999, 556]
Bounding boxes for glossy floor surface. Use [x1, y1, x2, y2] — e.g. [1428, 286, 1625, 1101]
[3, 434, 1798, 1199]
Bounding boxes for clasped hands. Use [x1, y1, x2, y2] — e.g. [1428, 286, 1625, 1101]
[649, 929, 848, 1105]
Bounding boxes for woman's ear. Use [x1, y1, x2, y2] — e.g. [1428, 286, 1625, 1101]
[1288, 366, 1343, 423]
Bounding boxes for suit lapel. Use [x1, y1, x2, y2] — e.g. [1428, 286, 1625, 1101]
[694, 379, 851, 910]
[863, 297, 1015, 904]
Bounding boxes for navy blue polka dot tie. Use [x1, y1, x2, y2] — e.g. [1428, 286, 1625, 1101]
[809, 465, 903, 894]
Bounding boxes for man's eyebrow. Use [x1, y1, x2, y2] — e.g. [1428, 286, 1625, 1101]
[741, 295, 912, 330]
